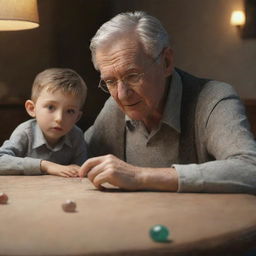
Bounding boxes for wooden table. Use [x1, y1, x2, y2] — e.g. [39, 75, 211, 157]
[0, 176, 256, 256]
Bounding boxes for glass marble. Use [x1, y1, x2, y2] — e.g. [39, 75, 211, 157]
[149, 224, 169, 242]
[0, 192, 8, 204]
[62, 200, 76, 212]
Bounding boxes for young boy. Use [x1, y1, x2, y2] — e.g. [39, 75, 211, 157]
[0, 68, 88, 177]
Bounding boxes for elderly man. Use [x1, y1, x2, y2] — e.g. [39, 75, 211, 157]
[79, 11, 256, 193]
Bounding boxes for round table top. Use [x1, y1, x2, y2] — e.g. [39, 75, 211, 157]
[0, 175, 256, 256]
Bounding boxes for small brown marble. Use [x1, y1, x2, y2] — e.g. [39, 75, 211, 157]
[62, 200, 76, 212]
[0, 192, 8, 204]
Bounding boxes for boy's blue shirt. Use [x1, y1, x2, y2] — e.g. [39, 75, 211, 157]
[0, 119, 88, 175]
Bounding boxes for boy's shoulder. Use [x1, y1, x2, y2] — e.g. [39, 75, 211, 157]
[12, 119, 37, 136]
[15, 119, 37, 130]
[6, 119, 37, 144]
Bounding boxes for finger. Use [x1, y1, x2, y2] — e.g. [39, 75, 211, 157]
[78, 156, 106, 178]
[59, 172, 70, 178]
[68, 172, 77, 177]
[87, 161, 108, 182]
[72, 172, 79, 177]
[70, 170, 78, 176]
[62, 170, 75, 177]
[93, 170, 116, 189]
[71, 166, 80, 172]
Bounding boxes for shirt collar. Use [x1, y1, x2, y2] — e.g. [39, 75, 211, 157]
[32, 122, 72, 151]
[125, 69, 182, 133]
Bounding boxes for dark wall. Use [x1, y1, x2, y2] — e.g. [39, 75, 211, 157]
[0, 0, 256, 145]
[0, 0, 112, 134]
[46, 0, 112, 130]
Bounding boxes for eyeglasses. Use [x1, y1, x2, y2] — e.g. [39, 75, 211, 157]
[98, 50, 163, 94]
[98, 72, 145, 94]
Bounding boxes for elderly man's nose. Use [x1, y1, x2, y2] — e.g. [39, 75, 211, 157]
[117, 81, 131, 99]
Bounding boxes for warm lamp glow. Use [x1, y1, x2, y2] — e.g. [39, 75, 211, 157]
[0, 0, 39, 31]
[230, 10, 246, 26]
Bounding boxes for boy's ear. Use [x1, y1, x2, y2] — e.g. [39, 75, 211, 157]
[25, 100, 36, 118]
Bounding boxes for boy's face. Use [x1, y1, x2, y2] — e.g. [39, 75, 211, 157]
[25, 88, 82, 147]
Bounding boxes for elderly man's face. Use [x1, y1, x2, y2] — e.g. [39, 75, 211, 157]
[96, 36, 173, 128]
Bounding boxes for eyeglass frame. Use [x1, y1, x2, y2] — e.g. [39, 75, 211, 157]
[97, 49, 164, 94]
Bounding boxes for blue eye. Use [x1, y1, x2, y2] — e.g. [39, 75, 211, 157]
[47, 105, 55, 111]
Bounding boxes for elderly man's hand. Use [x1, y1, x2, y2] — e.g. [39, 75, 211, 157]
[78, 154, 141, 190]
[78, 154, 178, 191]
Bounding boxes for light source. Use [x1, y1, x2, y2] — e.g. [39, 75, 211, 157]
[0, 0, 39, 31]
[230, 0, 256, 38]
[230, 10, 246, 27]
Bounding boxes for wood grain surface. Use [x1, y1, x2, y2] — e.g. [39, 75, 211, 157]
[0, 176, 256, 256]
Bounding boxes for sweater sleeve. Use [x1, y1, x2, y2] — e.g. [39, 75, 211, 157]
[174, 82, 256, 193]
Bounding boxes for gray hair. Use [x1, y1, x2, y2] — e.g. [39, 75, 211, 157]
[90, 11, 170, 70]
[31, 68, 87, 108]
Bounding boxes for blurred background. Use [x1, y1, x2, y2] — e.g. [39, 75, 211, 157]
[0, 0, 255, 144]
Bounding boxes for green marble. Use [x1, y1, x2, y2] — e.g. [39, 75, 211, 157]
[149, 224, 169, 242]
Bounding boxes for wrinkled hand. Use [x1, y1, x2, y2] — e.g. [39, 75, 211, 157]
[79, 154, 142, 190]
[41, 160, 80, 178]
[79, 154, 179, 191]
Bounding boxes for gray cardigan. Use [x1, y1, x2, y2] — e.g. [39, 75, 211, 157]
[85, 69, 256, 193]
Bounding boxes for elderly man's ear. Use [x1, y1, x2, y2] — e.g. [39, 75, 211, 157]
[163, 47, 174, 76]
[25, 100, 36, 118]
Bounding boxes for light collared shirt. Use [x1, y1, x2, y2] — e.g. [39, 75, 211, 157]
[125, 70, 182, 167]
[0, 119, 88, 175]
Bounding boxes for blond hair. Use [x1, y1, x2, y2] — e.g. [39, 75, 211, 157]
[31, 68, 87, 108]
